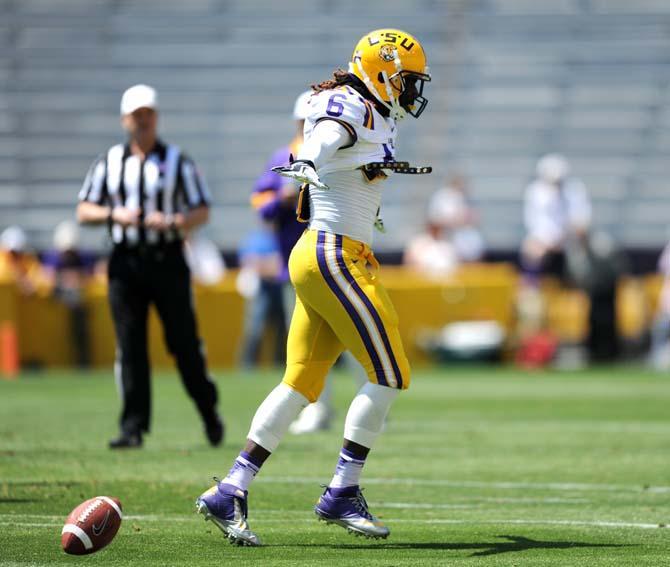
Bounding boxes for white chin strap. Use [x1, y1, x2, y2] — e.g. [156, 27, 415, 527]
[349, 59, 407, 121]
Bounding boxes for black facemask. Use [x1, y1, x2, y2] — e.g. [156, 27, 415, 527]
[394, 72, 430, 118]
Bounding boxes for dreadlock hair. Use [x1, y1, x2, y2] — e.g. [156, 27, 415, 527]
[311, 68, 390, 117]
[311, 68, 355, 92]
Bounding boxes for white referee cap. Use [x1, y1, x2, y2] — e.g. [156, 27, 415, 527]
[292, 90, 313, 121]
[120, 84, 158, 116]
[53, 220, 80, 252]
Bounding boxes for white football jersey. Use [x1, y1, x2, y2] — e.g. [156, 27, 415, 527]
[302, 87, 397, 245]
[304, 86, 397, 174]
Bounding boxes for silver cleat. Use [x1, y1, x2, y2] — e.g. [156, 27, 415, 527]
[195, 483, 261, 547]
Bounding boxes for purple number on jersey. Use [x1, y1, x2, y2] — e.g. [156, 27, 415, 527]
[326, 93, 346, 117]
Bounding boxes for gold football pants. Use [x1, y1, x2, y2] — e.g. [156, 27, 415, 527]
[282, 230, 410, 402]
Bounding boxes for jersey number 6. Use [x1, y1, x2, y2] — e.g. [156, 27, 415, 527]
[326, 93, 346, 117]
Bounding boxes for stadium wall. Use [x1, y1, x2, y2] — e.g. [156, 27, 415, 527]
[0, 265, 662, 370]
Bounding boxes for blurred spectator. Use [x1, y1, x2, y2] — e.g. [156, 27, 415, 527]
[184, 233, 226, 286]
[515, 154, 591, 358]
[649, 241, 670, 369]
[428, 174, 485, 262]
[239, 91, 312, 368]
[521, 154, 591, 282]
[565, 230, 628, 362]
[0, 226, 50, 296]
[250, 91, 311, 284]
[237, 228, 286, 367]
[42, 220, 95, 368]
[403, 220, 459, 278]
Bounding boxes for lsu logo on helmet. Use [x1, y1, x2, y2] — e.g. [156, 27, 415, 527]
[349, 29, 431, 121]
[379, 44, 396, 63]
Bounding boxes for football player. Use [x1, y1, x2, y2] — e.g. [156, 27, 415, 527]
[247, 90, 369, 434]
[197, 28, 431, 545]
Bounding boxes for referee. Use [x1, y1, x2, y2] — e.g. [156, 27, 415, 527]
[77, 84, 223, 449]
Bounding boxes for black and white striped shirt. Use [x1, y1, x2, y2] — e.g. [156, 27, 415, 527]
[78, 140, 211, 247]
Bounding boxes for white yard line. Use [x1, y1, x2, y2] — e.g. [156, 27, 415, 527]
[257, 476, 670, 494]
[377, 498, 588, 508]
[377, 503, 476, 510]
[470, 497, 590, 504]
[0, 521, 60, 528]
[3, 477, 667, 494]
[0, 516, 667, 530]
[0, 497, 587, 523]
[396, 420, 670, 435]
[420, 519, 669, 530]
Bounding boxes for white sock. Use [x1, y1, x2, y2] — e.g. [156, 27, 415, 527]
[329, 448, 366, 488]
[223, 452, 260, 492]
[343, 382, 398, 448]
[247, 382, 309, 452]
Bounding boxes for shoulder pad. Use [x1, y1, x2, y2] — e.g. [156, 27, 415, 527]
[308, 88, 367, 129]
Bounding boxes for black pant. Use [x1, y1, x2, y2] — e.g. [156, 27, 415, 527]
[108, 243, 218, 435]
[588, 290, 619, 362]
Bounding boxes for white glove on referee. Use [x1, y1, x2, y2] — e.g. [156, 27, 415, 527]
[272, 159, 328, 190]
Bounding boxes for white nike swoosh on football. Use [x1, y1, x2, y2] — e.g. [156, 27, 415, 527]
[91, 510, 110, 536]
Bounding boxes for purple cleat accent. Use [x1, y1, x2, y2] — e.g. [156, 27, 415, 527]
[314, 485, 390, 539]
[195, 480, 261, 546]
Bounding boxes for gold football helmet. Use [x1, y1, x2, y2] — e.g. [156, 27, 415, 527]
[349, 29, 431, 120]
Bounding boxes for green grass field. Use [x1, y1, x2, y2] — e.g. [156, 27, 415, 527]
[1, 366, 669, 566]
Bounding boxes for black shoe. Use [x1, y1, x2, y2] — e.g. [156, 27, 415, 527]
[204, 412, 225, 447]
[109, 431, 143, 449]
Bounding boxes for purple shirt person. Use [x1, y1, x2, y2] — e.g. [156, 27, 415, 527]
[250, 91, 312, 282]
[239, 92, 313, 367]
[42, 220, 96, 368]
[251, 144, 305, 282]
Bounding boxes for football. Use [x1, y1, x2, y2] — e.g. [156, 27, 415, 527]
[61, 496, 123, 555]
